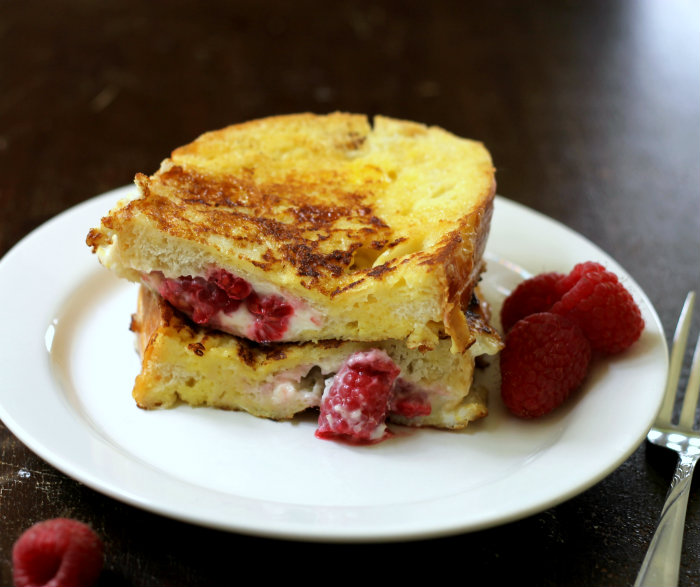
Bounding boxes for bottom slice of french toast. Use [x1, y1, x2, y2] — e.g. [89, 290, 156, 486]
[130, 286, 502, 434]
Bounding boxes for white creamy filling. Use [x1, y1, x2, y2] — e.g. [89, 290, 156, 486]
[216, 299, 322, 340]
[258, 364, 327, 407]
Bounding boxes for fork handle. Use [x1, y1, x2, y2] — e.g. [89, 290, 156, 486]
[635, 452, 699, 587]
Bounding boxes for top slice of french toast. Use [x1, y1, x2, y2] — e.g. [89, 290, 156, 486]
[87, 112, 497, 352]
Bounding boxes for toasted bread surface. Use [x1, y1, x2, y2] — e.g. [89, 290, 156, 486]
[89, 113, 496, 351]
[131, 287, 501, 428]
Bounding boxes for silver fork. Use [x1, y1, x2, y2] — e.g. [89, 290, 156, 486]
[635, 291, 700, 587]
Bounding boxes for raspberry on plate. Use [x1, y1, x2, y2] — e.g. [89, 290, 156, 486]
[316, 349, 401, 444]
[554, 261, 607, 296]
[12, 518, 103, 587]
[500, 272, 563, 332]
[500, 312, 591, 418]
[551, 265, 644, 354]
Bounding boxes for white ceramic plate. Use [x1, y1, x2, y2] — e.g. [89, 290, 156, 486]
[0, 187, 668, 542]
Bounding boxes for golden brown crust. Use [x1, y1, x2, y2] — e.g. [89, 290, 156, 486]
[89, 113, 497, 351]
[133, 164, 402, 284]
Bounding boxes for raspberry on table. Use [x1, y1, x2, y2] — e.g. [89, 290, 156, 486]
[12, 518, 103, 587]
[316, 349, 401, 444]
[500, 312, 591, 418]
[500, 272, 564, 332]
[551, 267, 644, 354]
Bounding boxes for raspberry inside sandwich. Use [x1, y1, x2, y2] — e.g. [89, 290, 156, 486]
[143, 268, 317, 343]
[316, 349, 401, 444]
[315, 349, 433, 444]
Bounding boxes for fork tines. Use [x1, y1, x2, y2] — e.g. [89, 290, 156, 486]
[654, 292, 700, 432]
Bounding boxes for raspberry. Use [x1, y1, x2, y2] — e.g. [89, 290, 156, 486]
[12, 518, 103, 587]
[246, 293, 294, 343]
[388, 379, 432, 418]
[158, 274, 244, 324]
[154, 269, 297, 342]
[208, 268, 252, 300]
[554, 261, 607, 296]
[500, 312, 591, 418]
[500, 272, 563, 332]
[316, 349, 401, 443]
[550, 267, 644, 354]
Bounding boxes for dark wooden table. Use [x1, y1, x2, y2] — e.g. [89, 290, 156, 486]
[1, 1, 698, 585]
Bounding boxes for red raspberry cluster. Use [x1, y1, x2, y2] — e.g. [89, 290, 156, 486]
[499, 261, 644, 418]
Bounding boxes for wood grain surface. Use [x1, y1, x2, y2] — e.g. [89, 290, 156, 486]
[1, 1, 698, 585]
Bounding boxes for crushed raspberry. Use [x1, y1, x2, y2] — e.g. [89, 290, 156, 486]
[551, 266, 644, 354]
[208, 268, 252, 300]
[246, 293, 294, 343]
[158, 273, 243, 324]
[500, 312, 591, 418]
[500, 272, 563, 332]
[316, 350, 401, 444]
[153, 268, 296, 343]
[12, 518, 103, 587]
[389, 379, 432, 418]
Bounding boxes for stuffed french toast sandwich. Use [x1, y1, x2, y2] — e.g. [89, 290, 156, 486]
[87, 112, 502, 444]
